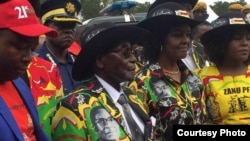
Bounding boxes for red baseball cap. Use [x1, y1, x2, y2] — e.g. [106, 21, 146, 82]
[0, 0, 57, 37]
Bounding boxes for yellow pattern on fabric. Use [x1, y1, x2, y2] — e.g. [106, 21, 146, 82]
[52, 106, 84, 131]
[197, 64, 250, 125]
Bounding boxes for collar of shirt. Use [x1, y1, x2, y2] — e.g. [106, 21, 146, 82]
[95, 75, 123, 103]
[42, 43, 75, 64]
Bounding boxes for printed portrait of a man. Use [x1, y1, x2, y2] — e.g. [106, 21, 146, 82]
[151, 79, 176, 107]
[91, 106, 120, 141]
[152, 79, 172, 99]
[186, 75, 202, 92]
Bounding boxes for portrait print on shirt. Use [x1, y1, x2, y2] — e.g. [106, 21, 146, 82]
[90, 106, 120, 141]
[150, 78, 175, 107]
[186, 75, 202, 92]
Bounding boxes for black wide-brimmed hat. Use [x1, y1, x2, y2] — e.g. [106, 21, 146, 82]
[148, 0, 198, 14]
[138, 2, 201, 41]
[72, 22, 152, 81]
[201, 12, 250, 47]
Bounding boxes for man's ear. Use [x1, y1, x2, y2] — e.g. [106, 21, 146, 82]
[96, 57, 104, 69]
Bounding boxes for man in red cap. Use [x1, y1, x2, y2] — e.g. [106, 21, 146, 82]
[18, 1, 64, 140]
[0, 0, 57, 140]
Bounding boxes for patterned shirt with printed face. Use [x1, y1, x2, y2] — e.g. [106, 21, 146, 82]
[51, 77, 154, 141]
[196, 64, 250, 125]
[129, 61, 206, 141]
[27, 56, 64, 139]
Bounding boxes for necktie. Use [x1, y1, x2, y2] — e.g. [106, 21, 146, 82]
[118, 94, 144, 141]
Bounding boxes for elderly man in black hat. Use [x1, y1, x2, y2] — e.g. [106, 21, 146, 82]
[35, 0, 82, 95]
[50, 22, 155, 140]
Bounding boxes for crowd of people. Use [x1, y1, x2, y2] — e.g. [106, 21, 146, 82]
[1, 0, 250, 140]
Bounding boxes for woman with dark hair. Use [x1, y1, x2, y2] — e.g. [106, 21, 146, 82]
[129, 2, 206, 141]
[197, 12, 250, 125]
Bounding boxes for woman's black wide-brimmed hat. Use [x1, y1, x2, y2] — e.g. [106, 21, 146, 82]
[148, 0, 198, 14]
[72, 22, 152, 81]
[201, 12, 250, 47]
[138, 2, 201, 41]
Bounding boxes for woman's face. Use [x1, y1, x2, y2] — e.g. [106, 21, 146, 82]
[162, 25, 191, 60]
[226, 30, 250, 63]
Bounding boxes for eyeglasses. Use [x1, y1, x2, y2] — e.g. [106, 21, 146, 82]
[111, 44, 143, 58]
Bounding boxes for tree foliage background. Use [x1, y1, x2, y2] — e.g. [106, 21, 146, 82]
[38, 0, 247, 22]
[210, 1, 246, 16]
[80, 0, 150, 20]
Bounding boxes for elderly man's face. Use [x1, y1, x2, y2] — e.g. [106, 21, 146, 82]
[97, 41, 137, 84]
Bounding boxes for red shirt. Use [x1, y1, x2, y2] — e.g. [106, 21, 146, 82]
[0, 81, 36, 141]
